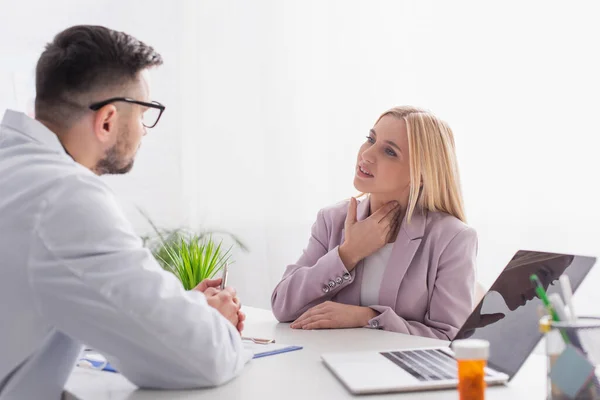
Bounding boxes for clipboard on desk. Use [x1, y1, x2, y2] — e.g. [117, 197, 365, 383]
[80, 343, 304, 372]
[78, 338, 303, 374]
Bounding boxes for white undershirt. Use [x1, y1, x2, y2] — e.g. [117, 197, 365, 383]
[360, 243, 395, 307]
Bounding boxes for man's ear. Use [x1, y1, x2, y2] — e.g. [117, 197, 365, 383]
[92, 104, 118, 144]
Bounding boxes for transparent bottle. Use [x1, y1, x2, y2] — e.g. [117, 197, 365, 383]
[452, 339, 490, 400]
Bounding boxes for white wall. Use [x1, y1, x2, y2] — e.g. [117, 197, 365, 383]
[3, 1, 600, 312]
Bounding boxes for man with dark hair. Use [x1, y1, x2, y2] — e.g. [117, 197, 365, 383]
[0, 25, 251, 399]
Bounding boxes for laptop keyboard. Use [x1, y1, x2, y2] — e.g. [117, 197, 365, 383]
[381, 349, 480, 382]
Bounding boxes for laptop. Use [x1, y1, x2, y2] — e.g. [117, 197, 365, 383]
[321, 250, 596, 394]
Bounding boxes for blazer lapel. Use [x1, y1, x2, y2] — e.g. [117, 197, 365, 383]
[336, 197, 371, 305]
[379, 207, 427, 307]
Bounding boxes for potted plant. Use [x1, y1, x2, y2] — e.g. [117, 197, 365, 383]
[139, 209, 248, 290]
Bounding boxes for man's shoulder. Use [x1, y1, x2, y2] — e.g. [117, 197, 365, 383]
[34, 167, 136, 248]
[44, 171, 118, 217]
[0, 137, 114, 214]
[15, 158, 121, 230]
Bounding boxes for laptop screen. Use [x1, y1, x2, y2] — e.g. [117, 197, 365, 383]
[453, 250, 596, 380]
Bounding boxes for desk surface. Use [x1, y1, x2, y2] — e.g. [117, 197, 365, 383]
[65, 306, 546, 399]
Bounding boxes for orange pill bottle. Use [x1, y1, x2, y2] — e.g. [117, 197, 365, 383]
[452, 339, 490, 400]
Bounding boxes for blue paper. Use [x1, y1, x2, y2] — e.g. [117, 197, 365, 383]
[550, 344, 596, 398]
[78, 357, 118, 373]
[103, 362, 117, 373]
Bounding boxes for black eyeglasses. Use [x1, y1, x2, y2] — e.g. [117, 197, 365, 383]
[89, 97, 166, 128]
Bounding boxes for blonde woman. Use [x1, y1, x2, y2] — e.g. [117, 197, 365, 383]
[271, 106, 476, 339]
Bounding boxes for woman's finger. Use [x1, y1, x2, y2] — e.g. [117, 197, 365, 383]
[303, 319, 335, 330]
[294, 313, 328, 329]
[291, 307, 327, 328]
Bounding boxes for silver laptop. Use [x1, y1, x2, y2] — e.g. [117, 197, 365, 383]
[321, 250, 596, 394]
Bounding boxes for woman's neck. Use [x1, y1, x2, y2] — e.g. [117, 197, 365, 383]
[369, 193, 409, 216]
[369, 193, 409, 242]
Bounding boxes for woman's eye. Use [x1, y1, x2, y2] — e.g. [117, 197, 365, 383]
[385, 148, 397, 157]
[365, 136, 375, 144]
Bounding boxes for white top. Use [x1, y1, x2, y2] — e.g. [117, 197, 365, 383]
[360, 243, 395, 307]
[0, 110, 252, 400]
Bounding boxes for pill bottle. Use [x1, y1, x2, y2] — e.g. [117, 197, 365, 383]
[452, 339, 490, 400]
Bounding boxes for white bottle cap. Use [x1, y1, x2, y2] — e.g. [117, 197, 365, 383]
[452, 339, 490, 360]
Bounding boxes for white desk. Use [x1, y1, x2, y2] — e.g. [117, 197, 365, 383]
[65, 307, 547, 399]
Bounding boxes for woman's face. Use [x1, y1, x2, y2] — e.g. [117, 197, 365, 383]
[354, 115, 412, 199]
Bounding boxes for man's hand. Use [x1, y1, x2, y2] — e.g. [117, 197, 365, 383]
[193, 278, 245, 333]
[237, 308, 246, 334]
[290, 301, 378, 330]
[193, 277, 222, 293]
[204, 287, 241, 331]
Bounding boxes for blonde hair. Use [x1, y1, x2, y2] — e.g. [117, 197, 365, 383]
[375, 106, 467, 223]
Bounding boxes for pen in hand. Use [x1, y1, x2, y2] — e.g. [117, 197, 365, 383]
[220, 262, 229, 290]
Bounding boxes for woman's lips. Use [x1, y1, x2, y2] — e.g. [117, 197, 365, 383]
[357, 165, 374, 178]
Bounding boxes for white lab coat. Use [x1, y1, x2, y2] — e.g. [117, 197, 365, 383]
[0, 110, 252, 400]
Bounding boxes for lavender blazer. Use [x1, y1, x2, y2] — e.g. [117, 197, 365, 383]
[271, 197, 477, 339]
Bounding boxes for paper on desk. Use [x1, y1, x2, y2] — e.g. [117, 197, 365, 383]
[78, 342, 302, 373]
[243, 341, 302, 359]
